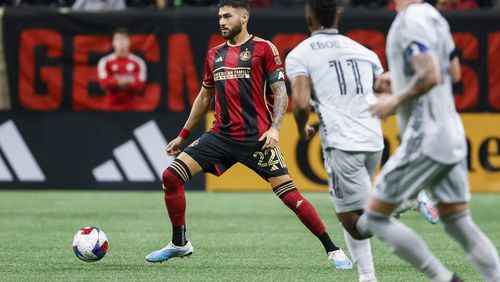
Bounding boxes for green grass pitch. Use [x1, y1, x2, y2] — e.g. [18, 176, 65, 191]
[1, 191, 499, 281]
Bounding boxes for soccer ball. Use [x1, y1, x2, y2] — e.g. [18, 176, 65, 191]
[72, 227, 109, 262]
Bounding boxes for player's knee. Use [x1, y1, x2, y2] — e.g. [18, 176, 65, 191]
[437, 202, 468, 218]
[343, 220, 368, 240]
[162, 168, 183, 189]
[273, 180, 299, 201]
[162, 169, 174, 186]
[338, 212, 372, 240]
[162, 159, 192, 187]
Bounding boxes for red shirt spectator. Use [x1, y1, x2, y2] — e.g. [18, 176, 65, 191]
[97, 29, 146, 111]
[248, 0, 271, 8]
[387, 0, 478, 10]
[436, 0, 478, 10]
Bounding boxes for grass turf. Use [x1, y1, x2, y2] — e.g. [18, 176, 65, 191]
[0, 191, 499, 281]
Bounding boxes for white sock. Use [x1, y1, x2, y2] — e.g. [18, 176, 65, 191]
[343, 228, 376, 281]
[443, 211, 500, 282]
[357, 211, 453, 281]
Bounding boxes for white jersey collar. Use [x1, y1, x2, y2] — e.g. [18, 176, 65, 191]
[312, 28, 340, 36]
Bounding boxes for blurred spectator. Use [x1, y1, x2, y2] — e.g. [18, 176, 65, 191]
[172, 0, 217, 6]
[271, 0, 304, 7]
[2, 0, 497, 9]
[249, 0, 271, 8]
[98, 28, 147, 111]
[1, 0, 73, 7]
[126, 0, 166, 8]
[436, 0, 478, 9]
[388, 0, 483, 9]
[72, 0, 126, 10]
[350, 0, 388, 8]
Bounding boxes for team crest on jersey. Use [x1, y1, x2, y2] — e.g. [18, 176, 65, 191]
[239, 50, 252, 61]
[274, 56, 281, 65]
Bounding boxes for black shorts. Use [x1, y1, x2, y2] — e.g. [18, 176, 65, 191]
[183, 132, 289, 180]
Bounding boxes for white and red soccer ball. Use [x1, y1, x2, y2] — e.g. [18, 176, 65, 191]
[72, 227, 108, 262]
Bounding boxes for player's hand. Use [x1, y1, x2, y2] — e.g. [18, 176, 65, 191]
[259, 127, 279, 149]
[117, 76, 134, 88]
[117, 77, 130, 88]
[166, 137, 187, 156]
[369, 93, 399, 120]
[299, 125, 316, 140]
[374, 72, 392, 93]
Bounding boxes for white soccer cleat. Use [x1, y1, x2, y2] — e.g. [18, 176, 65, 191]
[328, 249, 353, 269]
[145, 241, 193, 263]
[417, 191, 440, 224]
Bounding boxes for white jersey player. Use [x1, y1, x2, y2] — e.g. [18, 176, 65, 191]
[286, 1, 383, 281]
[356, 1, 500, 281]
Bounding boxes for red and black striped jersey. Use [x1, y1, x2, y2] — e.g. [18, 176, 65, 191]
[202, 35, 285, 141]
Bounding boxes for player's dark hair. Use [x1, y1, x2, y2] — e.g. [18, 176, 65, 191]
[307, 0, 337, 28]
[217, 0, 250, 10]
[112, 27, 129, 36]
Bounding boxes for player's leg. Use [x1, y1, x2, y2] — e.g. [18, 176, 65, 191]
[145, 152, 203, 263]
[327, 149, 380, 281]
[356, 155, 457, 281]
[341, 213, 375, 282]
[162, 152, 203, 246]
[433, 161, 500, 281]
[146, 133, 232, 263]
[268, 174, 352, 270]
[237, 143, 351, 269]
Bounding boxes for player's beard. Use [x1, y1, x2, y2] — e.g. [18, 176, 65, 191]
[221, 22, 243, 40]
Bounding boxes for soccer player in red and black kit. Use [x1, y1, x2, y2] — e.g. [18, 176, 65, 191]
[145, 0, 352, 269]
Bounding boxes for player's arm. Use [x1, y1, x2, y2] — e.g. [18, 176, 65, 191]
[259, 41, 288, 149]
[290, 75, 315, 140]
[396, 50, 441, 102]
[166, 86, 214, 155]
[126, 59, 147, 92]
[182, 86, 215, 133]
[374, 72, 392, 94]
[270, 81, 288, 131]
[449, 55, 461, 83]
[259, 81, 287, 149]
[371, 43, 440, 119]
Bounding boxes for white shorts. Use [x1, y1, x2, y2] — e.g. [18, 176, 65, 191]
[373, 148, 470, 205]
[324, 149, 382, 213]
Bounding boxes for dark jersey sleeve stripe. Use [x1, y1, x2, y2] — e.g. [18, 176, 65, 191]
[266, 70, 285, 84]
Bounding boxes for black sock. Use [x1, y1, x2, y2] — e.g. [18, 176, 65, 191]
[318, 232, 339, 253]
[172, 225, 187, 246]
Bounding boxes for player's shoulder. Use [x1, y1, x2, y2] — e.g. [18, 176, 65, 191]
[207, 42, 227, 56]
[401, 3, 440, 28]
[252, 36, 279, 55]
[98, 53, 116, 64]
[127, 53, 145, 64]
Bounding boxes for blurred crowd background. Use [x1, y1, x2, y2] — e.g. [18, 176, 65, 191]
[0, 0, 498, 10]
